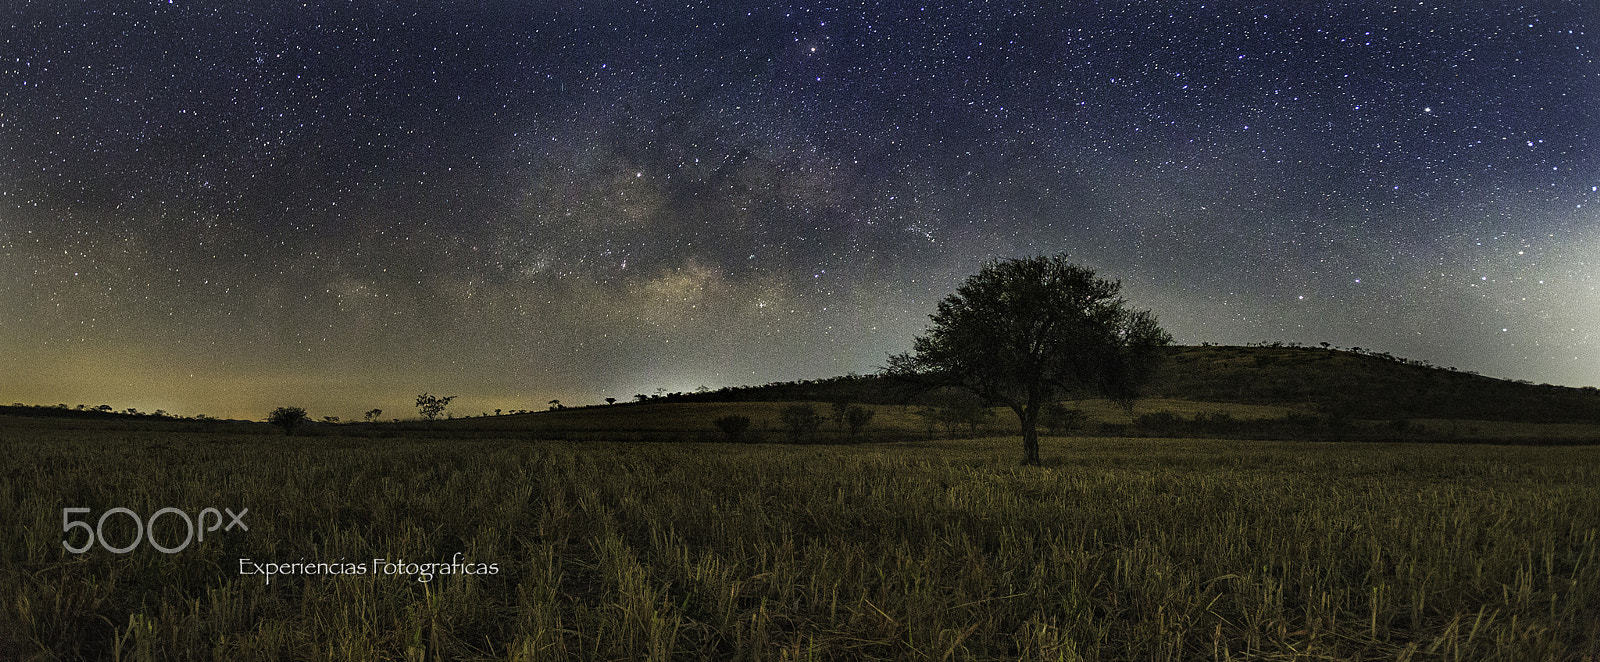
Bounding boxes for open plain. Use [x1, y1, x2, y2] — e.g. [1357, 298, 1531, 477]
[4, 406, 1598, 660]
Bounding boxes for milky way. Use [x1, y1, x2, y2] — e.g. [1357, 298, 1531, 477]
[2, 2, 1595, 419]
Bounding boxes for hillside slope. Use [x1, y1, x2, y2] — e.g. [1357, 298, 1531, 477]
[1148, 345, 1600, 422]
[663, 345, 1600, 424]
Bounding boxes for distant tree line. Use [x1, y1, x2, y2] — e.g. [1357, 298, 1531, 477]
[0, 403, 184, 420]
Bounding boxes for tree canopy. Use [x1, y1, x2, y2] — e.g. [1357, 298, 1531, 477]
[416, 393, 456, 421]
[267, 406, 308, 436]
[889, 255, 1171, 465]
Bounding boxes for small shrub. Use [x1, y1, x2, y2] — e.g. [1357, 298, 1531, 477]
[712, 415, 753, 442]
[1041, 402, 1087, 435]
[844, 406, 875, 438]
[1136, 410, 1183, 434]
[914, 390, 995, 438]
[780, 404, 824, 443]
[1192, 411, 1236, 435]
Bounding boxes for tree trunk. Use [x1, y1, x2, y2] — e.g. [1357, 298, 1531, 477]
[1019, 404, 1042, 466]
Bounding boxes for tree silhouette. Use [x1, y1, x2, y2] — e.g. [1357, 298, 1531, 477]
[845, 405, 875, 437]
[364, 408, 383, 422]
[1041, 402, 1087, 436]
[415, 393, 456, 421]
[830, 400, 851, 432]
[915, 389, 995, 438]
[712, 414, 753, 442]
[889, 255, 1171, 465]
[267, 406, 308, 436]
[779, 404, 824, 443]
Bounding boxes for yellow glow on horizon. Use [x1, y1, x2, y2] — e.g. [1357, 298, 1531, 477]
[1, 342, 577, 422]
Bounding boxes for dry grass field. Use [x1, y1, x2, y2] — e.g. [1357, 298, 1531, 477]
[4, 417, 1599, 660]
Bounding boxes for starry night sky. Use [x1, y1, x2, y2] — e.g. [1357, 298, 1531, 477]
[2, 2, 1596, 420]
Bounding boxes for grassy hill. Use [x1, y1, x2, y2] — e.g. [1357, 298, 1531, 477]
[654, 344, 1600, 424]
[1148, 345, 1600, 423]
[402, 342, 1600, 444]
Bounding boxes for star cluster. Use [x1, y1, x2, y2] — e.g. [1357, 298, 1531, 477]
[2, 2, 1595, 419]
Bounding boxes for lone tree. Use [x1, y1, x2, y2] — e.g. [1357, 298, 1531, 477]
[779, 404, 825, 443]
[415, 393, 456, 421]
[712, 414, 753, 442]
[844, 405, 875, 438]
[888, 255, 1171, 465]
[267, 406, 308, 436]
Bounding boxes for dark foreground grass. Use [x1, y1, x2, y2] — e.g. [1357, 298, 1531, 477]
[3, 429, 1598, 660]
